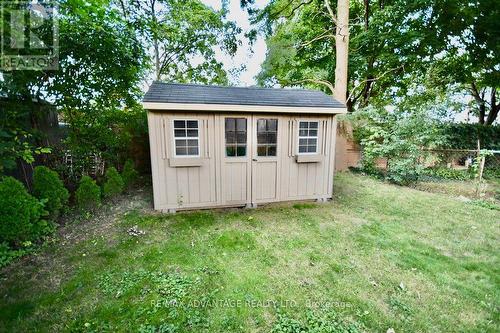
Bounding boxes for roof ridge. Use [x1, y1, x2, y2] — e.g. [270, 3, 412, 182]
[152, 81, 324, 94]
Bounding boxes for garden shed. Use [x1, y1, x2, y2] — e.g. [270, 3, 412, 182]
[143, 82, 347, 212]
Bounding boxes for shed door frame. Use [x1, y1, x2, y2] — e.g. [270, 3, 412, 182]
[219, 114, 253, 205]
[251, 115, 281, 204]
[218, 113, 283, 207]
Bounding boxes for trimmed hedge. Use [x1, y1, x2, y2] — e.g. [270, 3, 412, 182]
[76, 176, 101, 210]
[121, 159, 138, 187]
[33, 166, 69, 219]
[0, 177, 48, 245]
[103, 167, 124, 198]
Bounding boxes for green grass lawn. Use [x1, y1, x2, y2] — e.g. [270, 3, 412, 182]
[1, 173, 499, 332]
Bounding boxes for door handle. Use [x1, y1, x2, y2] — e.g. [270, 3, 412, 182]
[252, 158, 258, 162]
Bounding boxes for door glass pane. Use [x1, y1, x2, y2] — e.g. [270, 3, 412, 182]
[236, 118, 247, 131]
[226, 132, 236, 144]
[268, 145, 277, 156]
[226, 146, 236, 156]
[257, 118, 278, 156]
[237, 131, 247, 143]
[236, 146, 246, 156]
[257, 119, 266, 132]
[225, 118, 247, 157]
[257, 133, 267, 143]
[268, 119, 278, 131]
[225, 118, 235, 131]
[257, 146, 266, 156]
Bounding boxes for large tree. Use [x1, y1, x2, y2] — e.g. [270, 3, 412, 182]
[246, 0, 499, 124]
[117, 0, 241, 84]
[0, 0, 147, 173]
[430, 0, 499, 125]
[245, 0, 440, 111]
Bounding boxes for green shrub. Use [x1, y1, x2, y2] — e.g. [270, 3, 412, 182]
[121, 159, 138, 187]
[351, 103, 446, 186]
[75, 176, 101, 210]
[32, 166, 69, 219]
[0, 177, 48, 245]
[0, 241, 32, 268]
[422, 167, 472, 181]
[483, 167, 500, 180]
[103, 167, 124, 198]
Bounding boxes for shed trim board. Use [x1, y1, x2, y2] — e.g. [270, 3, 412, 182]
[143, 102, 346, 115]
[145, 83, 346, 212]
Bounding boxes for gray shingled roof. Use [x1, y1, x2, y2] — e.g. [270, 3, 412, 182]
[143, 82, 345, 108]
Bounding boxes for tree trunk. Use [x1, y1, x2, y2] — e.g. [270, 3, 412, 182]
[478, 103, 486, 124]
[150, 0, 161, 81]
[363, 0, 369, 30]
[333, 0, 349, 104]
[154, 40, 160, 81]
[486, 87, 499, 125]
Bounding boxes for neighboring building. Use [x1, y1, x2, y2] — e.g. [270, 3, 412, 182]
[143, 82, 347, 212]
[334, 121, 361, 171]
[1, 97, 64, 186]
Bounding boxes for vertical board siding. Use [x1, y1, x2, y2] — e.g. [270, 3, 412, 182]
[148, 111, 337, 210]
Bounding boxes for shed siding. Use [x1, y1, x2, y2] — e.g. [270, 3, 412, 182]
[148, 111, 338, 211]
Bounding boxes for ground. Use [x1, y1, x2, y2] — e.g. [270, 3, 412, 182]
[0, 173, 499, 332]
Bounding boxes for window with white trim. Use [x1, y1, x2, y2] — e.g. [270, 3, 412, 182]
[298, 121, 318, 154]
[173, 120, 199, 157]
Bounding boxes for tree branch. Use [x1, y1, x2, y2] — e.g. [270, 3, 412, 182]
[298, 30, 335, 48]
[347, 64, 404, 104]
[324, 0, 337, 24]
[288, 78, 335, 95]
[269, 0, 313, 19]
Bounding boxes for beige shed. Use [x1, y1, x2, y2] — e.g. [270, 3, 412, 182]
[143, 82, 347, 212]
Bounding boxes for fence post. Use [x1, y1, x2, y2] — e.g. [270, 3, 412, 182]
[475, 140, 486, 198]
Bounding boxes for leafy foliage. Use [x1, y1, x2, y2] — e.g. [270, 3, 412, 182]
[0, 0, 147, 178]
[422, 167, 472, 181]
[0, 241, 33, 269]
[33, 166, 69, 220]
[247, 0, 499, 123]
[250, 0, 447, 109]
[351, 104, 445, 185]
[271, 310, 363, 333]
[123, 0, 241, 83]
[0, 100, 52, 173]
[75, 176, 101, 210]
[121, 159, 139, 187]
[0, 177, 49, 245]
[441, 123, 500, 150]
[103, 167, 124, 198]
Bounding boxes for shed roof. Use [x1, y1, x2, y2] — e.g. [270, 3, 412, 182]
[143, 82, 346, 114]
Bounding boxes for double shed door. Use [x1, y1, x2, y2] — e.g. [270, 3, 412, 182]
[219, 114, 281, 206]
